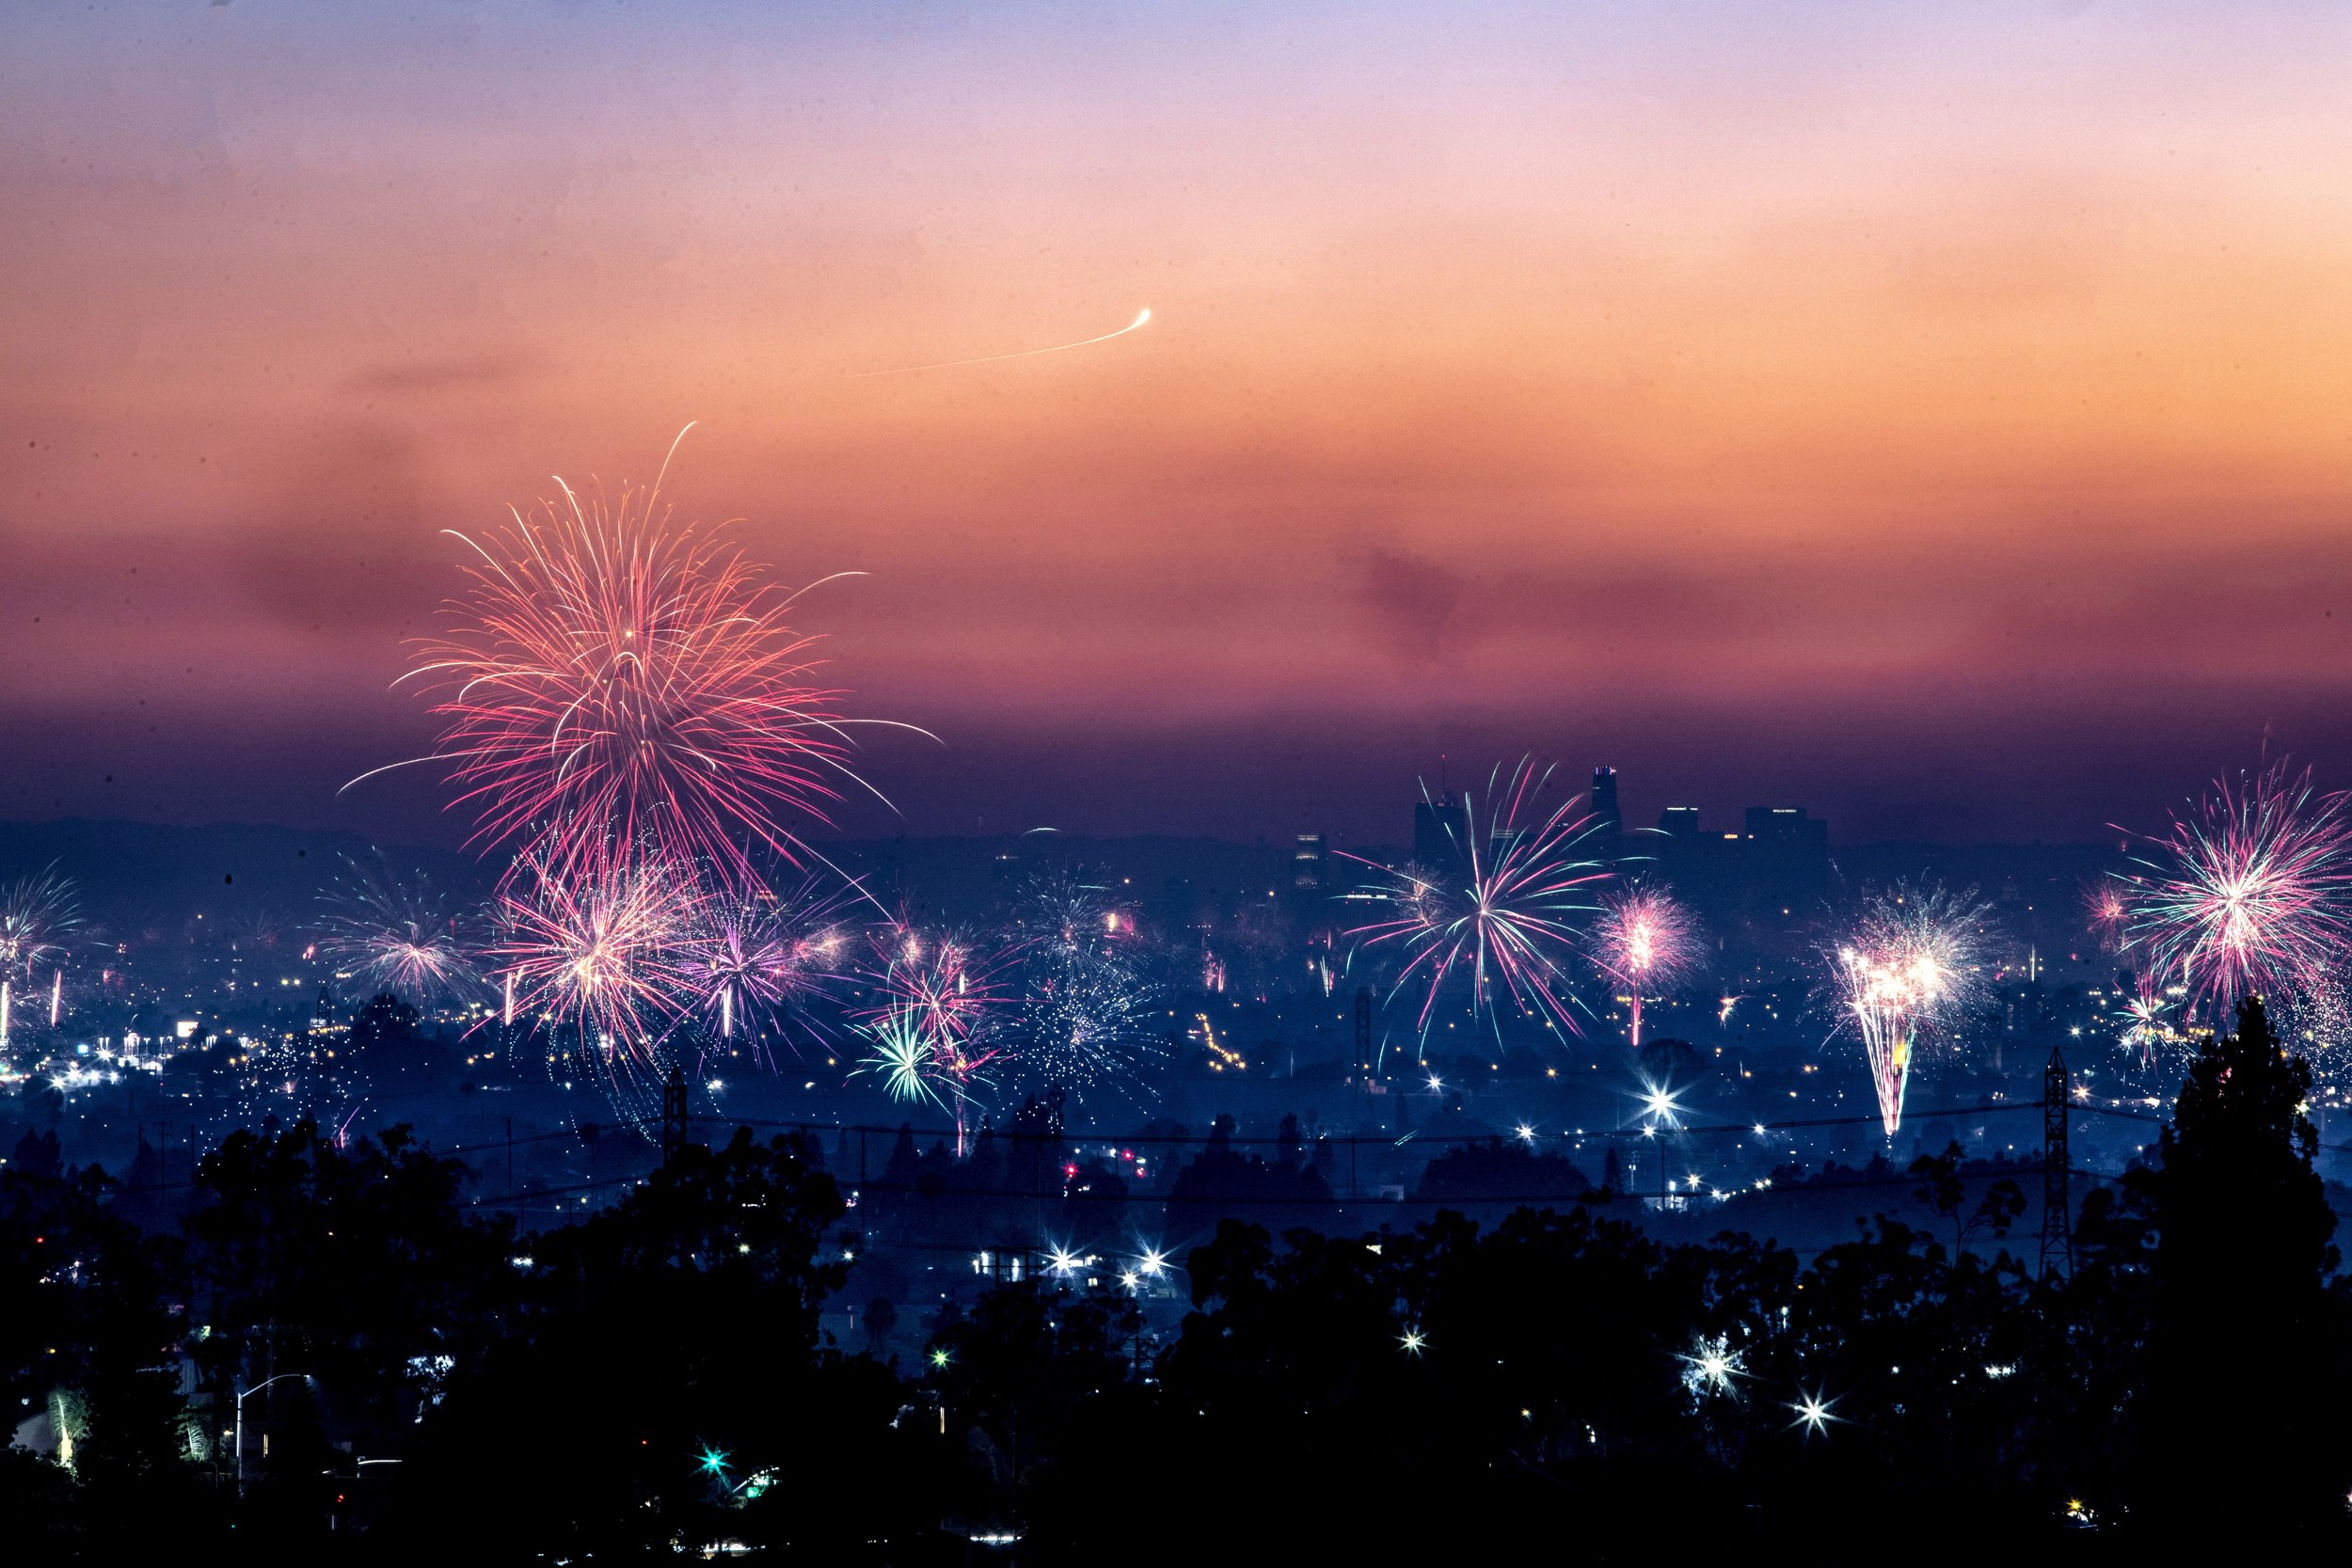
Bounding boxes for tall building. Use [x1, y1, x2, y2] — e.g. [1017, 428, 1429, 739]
[1591, 767, 1622, 837]
[1293, 833, 1327, 891]
[1590, 766, 1623, 861]
[1657, 805, 1704, 837]
[1413, 792, 1471, 875]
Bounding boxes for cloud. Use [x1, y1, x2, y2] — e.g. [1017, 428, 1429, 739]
[342, 351, 539, 397]
[1351, 545, 1465, 667]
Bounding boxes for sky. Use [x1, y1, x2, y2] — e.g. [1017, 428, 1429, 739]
[4, 0, 2351, 850]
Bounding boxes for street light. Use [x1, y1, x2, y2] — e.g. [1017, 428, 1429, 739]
[235, 1372, 313, 1494]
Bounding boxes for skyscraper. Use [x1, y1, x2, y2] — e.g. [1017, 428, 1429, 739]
[1293, 833, 1327, 891]
[1413, 792, 1471, 876]
[1591, 766, 1623, 859]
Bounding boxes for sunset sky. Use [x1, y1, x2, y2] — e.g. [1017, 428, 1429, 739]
[6, 1, 2351, 847]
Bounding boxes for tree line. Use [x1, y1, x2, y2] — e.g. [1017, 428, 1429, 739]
[4, 998, 2347, 1557]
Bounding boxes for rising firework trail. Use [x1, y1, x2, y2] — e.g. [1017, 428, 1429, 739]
[2117, 758, 2352, 1022]
[1343, 759, 1611, 1046]
[315, 853, 480, 1006]
[355, 430, 922, 894]
[1826, 883, 1990, 1136]
[850, 307, 1152, 378]
[1592, 884, 1701, 1047]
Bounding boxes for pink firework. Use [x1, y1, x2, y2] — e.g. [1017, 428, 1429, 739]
[488, 848, 697, 1097]
[1591, 885, 1701, 1047]
[2122, 758, 2352, 1020]
[2083, 879, 2133, 953]
[375, 437, 879, 892]
[1343, 758, 1611, 1044]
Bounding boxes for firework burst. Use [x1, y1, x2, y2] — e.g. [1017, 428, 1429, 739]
[1826, 883, 1989, 1136]
[0, 865, 80, 1048]
[855, 1006, 949, 1111]
[1011, 875, 1161, 1103]
[488, 848, 697, 1116]
[2118, 758, 2352, 1022]
[1343, 759, 1610, 1045]
[679, 878, 856, 1058]
[371, 435, 901, 893]
[1591, 884, 1701, 1047]
[863, 927, 1010, 1148]
[315, 854, 480, 1007]
[0, 864, 79, 982]
[2113, 972, 2179, 1069]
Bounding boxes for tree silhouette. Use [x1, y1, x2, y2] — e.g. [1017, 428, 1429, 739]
[2138, 996, 2344, 1530]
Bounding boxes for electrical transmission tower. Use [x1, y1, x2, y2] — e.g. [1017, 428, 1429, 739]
[2041, 1045, 2074, 1279]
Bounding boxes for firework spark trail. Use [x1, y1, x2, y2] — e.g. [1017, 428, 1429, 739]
[488, 847, 698, 1119]
[356, 434, 918, 895]
[1592, 885, 1701, 1047]
[1826, 884, 1989, 1137]
[315, 853, 480, 1006]
[850, 307, 1152, 378]
[2117, 758, 2352, 1023]
[1343, 759, 1611, 1047]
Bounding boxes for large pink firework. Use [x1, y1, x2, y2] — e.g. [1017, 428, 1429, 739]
[372, 436, 878, 892]
[1343, 758, 1610, 1045]
[1591, 884, 1701, 1047]
[2121, 758, 2352, 1020]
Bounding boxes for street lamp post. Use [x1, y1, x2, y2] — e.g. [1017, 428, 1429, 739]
[234, 1372, 311, 1495]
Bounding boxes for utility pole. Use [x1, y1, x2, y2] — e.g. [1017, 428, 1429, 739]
[2041, 1045, 2074, 1280]
[660, 1066, 689, 1168]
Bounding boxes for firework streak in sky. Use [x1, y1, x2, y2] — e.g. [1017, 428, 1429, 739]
[1344, 759, 1610, 1045]
[1591, 885, 1700, 1048]
[2118, 758, 2352, 1022]
[1827, 884, 1989, 1137]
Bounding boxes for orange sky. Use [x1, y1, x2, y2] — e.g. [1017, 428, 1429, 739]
[5, 2, 2351, 844]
